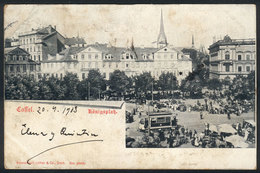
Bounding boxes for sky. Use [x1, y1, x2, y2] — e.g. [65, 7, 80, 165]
[4, 4, 256, 49]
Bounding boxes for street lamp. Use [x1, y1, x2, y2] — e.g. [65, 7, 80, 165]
[88, 81, 90, 100]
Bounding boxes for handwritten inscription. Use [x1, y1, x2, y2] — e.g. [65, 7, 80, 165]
[21, 124, 98, 141]
[16, 105, 118, 116]
[37, 106, 78, 115]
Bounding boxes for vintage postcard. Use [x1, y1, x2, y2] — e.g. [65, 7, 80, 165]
[4, 4, 256, 169]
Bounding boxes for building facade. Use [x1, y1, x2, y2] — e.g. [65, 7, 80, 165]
[18, 25, 66, 62]
[208, 35, 256, 79]
[6, 11, 192, 82]
[5, 47, 40, 79]
[40, 43, 192, 82]
[40, 11, 192, 82]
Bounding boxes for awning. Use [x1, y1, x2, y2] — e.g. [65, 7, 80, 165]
[225, 135, 248, 148]
[218, 124, 237, 134]
[209, 124, 218, 132]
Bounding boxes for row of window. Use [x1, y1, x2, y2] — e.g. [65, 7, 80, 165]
[224, 65, 251, 72]
[156, 53, 175, 59]
[74, 53, 178, 61]
[42, 61, 177, 70]
[7, 55, 41, 62]
[31, 55, 41, 61]
[7, 55, 26, 61]
[224, 53, 253, 61]
[75, 54, 99, 60]
[42, 73, 63, 79]
[9, 65, 35, 72]
[25, 45, 41, 53]
[20, 37, 37, 45]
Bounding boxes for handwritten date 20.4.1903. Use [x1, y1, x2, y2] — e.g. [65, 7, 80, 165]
[37, 106, 77, 115]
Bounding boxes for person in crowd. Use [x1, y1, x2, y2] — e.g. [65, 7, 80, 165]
[194, 136, 200, 147]
[167, 133, 174, 148]
[185, 128, 189, 138]
[193, 130, 197, 136]
[244, 128, 249, 141]
[200, 111, 203, 119]
[227, 111, 231, 120]
[236, 122, 240, 131]
[189, 130, 193, 140]
[180, 126, 185, 135]
[242, 119, 246, 128]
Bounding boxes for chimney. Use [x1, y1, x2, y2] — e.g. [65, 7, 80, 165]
[54, 25, 56, 30]
[47, 25, 52, 33]
[213, 36, 216, 43]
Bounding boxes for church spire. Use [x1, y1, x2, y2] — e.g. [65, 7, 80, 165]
[157, 9, 167, 48]
[192, 34, 195, 48]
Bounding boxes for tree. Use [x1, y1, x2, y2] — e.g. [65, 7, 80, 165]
[38, 78, 55, 100]
[207, 78, 222, 91]
[134, 72, 155, 99]
[108, 70, 131, 97]
[62, 73, 80, 100]
[45, 76, 65, 100]
[180, 75, 203, 99]
[77, 79, 90, 100]
[230, 72, 255, 101]
[158, 72, 178, 92]
[247, 70, 255, 93]
[182, 48, 198, 69]
[87, 69, 106, 99]
[5, 75, 37, 100]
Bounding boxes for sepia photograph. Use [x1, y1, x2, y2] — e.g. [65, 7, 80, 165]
[4, 4, 256, 169]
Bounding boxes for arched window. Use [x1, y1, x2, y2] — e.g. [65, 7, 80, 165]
[225, 51, 230, 60]
[126, 53, 129, 59]
[237, 55, 242, 61]
[246, 54, 250, 60]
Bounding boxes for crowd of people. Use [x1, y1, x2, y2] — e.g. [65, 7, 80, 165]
[126, 98, 255, 148]
[126, 118, 255, 148]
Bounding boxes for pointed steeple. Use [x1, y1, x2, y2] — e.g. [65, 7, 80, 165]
[157, 9, 167, 48]
[192, 35, 195, 48]
[131, 37, 135, 50]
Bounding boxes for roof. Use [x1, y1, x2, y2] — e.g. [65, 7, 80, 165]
[86, 43, 125, 62]
[4, 47, 17, 54]
[51, 43, 191, 62]
[85, 43, 157, 62]
[59, 46, 86, 55]
[153, 45, 192, 61]
[65, 37, 86, 46]
[106, 47, 125, 61]
[134, 47, 158, 61]
[4, 47, 29, 55]
[43, 47, 85, 63]
[19, 25, 57, 37]
[149, 112, 174, 116]
[42, 31, 57, 40]
[209, 36, 256, 50]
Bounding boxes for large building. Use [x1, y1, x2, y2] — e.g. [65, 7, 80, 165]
[18, 25, 67, 62]
[208, 35, 256, 79]
[4, 47, 40, 78]
[40, 10, 193, 81]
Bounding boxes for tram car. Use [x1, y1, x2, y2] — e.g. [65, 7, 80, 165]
[139, 112, 178, 133]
